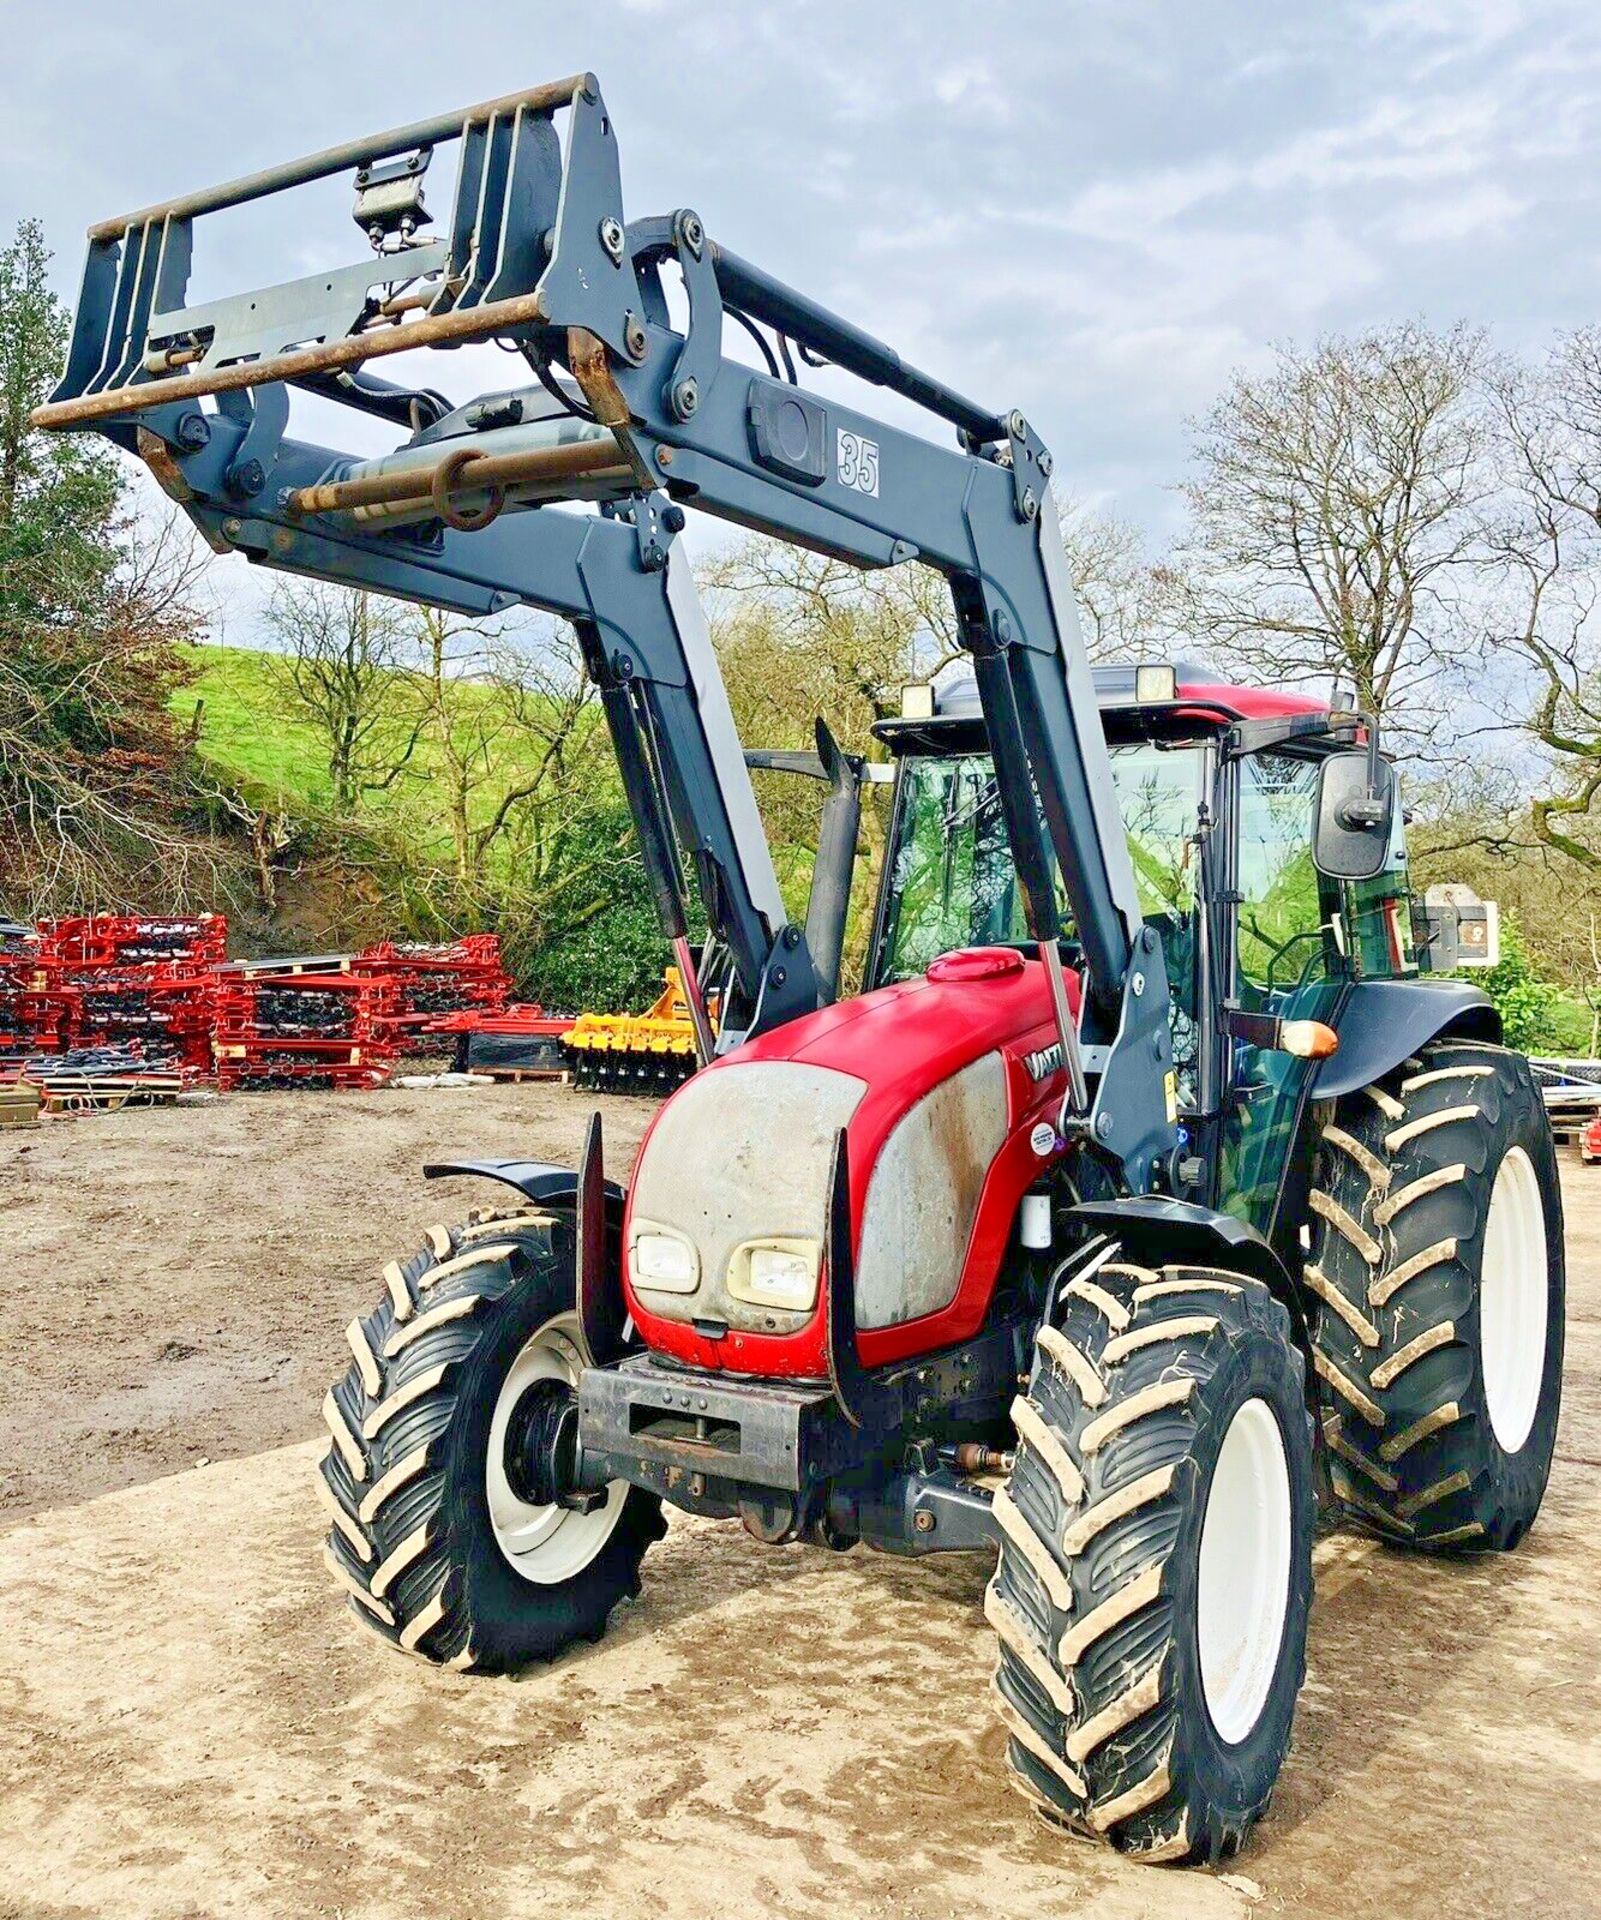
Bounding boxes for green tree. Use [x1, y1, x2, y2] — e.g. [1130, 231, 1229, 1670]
[0, 218, 225, 914]
[1477, 915, 1562, 1053]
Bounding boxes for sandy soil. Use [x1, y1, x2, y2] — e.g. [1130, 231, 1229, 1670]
[0, 1084, 657, 1524]
[0, 1086, 1596, 1919]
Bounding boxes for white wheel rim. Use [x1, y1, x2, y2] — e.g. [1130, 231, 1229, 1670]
[1196, 1397, 1293, 1746]
[484, 1313, 628, 1585]
[1480, 1146, 1549, 1455]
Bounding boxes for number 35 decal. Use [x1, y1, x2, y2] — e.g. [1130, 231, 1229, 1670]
[836, 429, 880, 496]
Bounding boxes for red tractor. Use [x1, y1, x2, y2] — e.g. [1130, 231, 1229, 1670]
[39, 80, 1564, 1864]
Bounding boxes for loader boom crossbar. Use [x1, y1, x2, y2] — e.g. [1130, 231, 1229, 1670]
[36, 74, 1178, 1187]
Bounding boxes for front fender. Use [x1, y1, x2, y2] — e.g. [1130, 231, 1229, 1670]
[421, 1157, 626, 1210]
[1315, 980, 1499, 1101]
[1065, 1196, 1294, 1293]
[1064, 1195, 1306, 1343]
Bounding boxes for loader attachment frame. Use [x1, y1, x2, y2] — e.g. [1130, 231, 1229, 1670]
[37, 74, 1178, 1189]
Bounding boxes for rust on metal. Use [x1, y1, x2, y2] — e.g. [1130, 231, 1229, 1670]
[31, 291, 550, 433]
[142, 344, 204, 375]
[286, 433, 629, 520]
[429, 447, 505, 532]
[566, 326, 632, 428]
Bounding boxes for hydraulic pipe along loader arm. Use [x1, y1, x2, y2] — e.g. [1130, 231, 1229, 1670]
[41, 79, 1564, 1870]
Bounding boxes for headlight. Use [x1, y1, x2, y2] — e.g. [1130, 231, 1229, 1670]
[629, 1223, 700, 1294]
[727, 1238, 821, 1312]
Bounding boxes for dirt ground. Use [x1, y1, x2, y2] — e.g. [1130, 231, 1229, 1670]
[0, 1084, 1596, 1920]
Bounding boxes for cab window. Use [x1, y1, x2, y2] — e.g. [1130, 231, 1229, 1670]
[874, 743, 1206, 1096]
[1234, 751, 1337, 1003]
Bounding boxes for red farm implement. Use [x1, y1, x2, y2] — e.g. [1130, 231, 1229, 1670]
[212, 962, 399, 1090]
[355, 935, 512, 1054]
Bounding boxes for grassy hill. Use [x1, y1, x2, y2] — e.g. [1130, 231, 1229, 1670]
[175, 645, 331, 804]
[174, 642, 598, 836]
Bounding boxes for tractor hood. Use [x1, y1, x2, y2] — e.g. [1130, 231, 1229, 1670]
[622, 950, 1079, 1377]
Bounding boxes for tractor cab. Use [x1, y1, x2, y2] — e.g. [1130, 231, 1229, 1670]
[867, 663, 1433, 1248]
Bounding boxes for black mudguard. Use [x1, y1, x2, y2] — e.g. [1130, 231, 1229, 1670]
[1315, 979, 1499, 1101]
[422, 1157, 626, 1209]
[1065, 1194, 1296, 1305]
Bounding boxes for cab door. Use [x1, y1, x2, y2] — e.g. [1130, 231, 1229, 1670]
[1215, 748, 1346, 1239]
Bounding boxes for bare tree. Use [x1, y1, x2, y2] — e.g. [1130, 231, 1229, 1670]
[1056, 494, 1169, 661]
[702, 538, 962, 738]
[1486, 332, 1601, 868]
[264, 581, 419, 812]
[1172, 323, 1490, 735]
[407, 605, 599, 910]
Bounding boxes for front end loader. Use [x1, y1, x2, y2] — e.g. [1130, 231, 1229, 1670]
[37, 78, 1565, 1865]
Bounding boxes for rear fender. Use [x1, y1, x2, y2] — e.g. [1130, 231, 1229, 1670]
[1315, 980, 1500, 1101]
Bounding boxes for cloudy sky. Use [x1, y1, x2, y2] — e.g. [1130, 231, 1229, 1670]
[7, 0, 1601, 634]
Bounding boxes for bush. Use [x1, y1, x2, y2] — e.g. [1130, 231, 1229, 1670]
[1476, 915, 1566, 1053]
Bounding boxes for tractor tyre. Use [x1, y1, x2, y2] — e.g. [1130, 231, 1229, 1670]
[316, 1206, 665, 1672]
[987, 1260, 1315, 1864]
[1305, 1040, 1564, 1550]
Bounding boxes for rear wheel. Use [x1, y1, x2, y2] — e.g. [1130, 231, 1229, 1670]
[987, 1259, 1315, 1864]
[1306, 1041, 1564, 1549]
[316, 1206, 665, 1671]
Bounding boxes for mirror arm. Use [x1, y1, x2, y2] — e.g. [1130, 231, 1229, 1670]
[1335, 710, 1388, 829]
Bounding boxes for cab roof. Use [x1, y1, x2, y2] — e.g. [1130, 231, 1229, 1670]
[874, 664, 1334, 754]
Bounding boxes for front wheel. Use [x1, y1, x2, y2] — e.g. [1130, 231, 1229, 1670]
[987, 1259, 1315, 1864]
[317, 1207, 665, 1671]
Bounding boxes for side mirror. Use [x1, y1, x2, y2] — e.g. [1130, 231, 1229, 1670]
[1313, 749, 1396, 881]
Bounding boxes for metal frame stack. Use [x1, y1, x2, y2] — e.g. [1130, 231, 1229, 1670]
[355, 935, 512, 1054]
[0, 925, 66, 1064]
[212, 957, 399, 1089]
[32, 915, 225, 1073]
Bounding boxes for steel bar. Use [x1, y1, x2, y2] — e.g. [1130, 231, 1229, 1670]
[287, 433, 628, 517]
[86, 76, 590, 240]
[712, 243, 1007, 444]
[1039, 938, 1089, 1116]
[31, 291, 550, 431]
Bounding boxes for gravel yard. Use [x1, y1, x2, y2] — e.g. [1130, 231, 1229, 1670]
[0, 1083, 1596, 1919]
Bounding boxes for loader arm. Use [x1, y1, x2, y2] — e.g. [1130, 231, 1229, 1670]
[35, 74, 1176, 1186]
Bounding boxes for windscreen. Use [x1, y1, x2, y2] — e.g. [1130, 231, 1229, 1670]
[872, 743, 1207, 1104]
[875, 745, 1206, 981]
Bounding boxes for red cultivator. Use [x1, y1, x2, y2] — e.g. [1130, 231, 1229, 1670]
[38, 913, 227, 969]
[61, 965, 216, 1072]
[354, 936, 512, 1054]
[212, 963, 400, 1089]
[24, 915, 223, 1073]
[3, 917, 520, 1092]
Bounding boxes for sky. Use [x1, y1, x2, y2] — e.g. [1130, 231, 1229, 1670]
[6, 0, 1601, 643]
